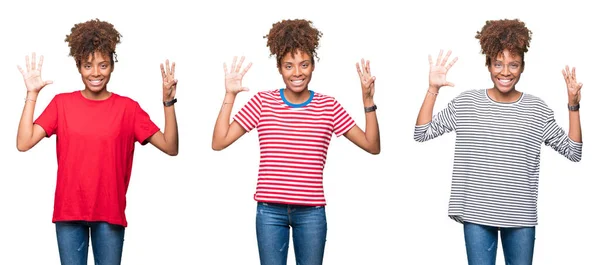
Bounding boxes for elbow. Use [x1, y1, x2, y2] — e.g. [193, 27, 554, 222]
[413, 134, 426, 142]
[211, 141, 224, 151]
[167, 149, 178, 156]
[16, 141, 31, 152]
[369, 146, 381, 155]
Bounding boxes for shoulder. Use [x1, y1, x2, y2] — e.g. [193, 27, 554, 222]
[253, 89, 280, 101]
[521, 92, 552, 112]
[456, 89, 485, 99]
[110, 93, 141, 106]
[521, 92, 547, 105]
[447, 89, 485, 106]
[51, 91, 79, 101]
[311, 91, 337, 104]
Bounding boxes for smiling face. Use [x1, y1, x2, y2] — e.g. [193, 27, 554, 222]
[79, 51, 113, 94]
[278, 50, 315, 93]
[488, 49, 524, 94]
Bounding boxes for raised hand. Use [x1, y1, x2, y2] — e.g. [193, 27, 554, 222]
[562, 65, 582, 105]
[160, 59, 177, 101]
[356, 58, 375, 101]
[17, 52, 53, 93]
[223, 56, 252, 95]
[428, 49, 458, 91]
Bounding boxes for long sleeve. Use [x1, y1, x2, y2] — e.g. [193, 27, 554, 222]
[542, 110, 582, 162]
[414, 99, 457, 142]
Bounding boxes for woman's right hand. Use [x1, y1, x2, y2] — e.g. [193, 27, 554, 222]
[17, 52, 53, 93]
[428, 49, 457, 91]
[223, 56, 252, 95]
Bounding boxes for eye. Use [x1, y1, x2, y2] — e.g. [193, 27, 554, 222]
[494, 62, 502, 68]
[285, 65, 292, 70]
[509, 64, 520, 69]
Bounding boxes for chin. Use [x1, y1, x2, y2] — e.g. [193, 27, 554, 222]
[493, 83, 515, 94]
[288, 86, 308, 93]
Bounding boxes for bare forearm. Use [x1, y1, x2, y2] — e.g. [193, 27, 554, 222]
[568, 109, 582, 143]
[212, 92, 237, 148]
[17, 92, 39, 151]
[363, 99, 380, 154]
[416, 87, 439, 125]
[162, 105, 179, 154]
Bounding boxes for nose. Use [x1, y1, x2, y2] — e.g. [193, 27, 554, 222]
[92, 66, 100, 76]
[501, 65, 510, 76]
[293, 67, 301, 76]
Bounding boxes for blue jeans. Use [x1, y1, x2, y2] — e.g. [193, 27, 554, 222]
[256, 202, 327, 265]
[55, 221, 125, 265]
[464, 222, 535, 265]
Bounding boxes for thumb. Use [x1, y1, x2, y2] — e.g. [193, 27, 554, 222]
[445, 82, 455, 87]
[241, 87, 250, 92]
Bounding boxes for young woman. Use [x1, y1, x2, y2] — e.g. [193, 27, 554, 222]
[16, 18, 179, 265]
[212, 19, 380, 265]
[414, 19, 583, 265]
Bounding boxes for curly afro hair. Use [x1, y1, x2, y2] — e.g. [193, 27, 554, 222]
[475, 19, 532, 67]
[64, 18, 122, 68]
[264, 19, 322, 68]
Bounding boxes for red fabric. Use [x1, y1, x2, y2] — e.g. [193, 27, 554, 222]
[34, 91, 159, 227]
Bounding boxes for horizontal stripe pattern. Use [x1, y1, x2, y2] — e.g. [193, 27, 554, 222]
[234, 89, 355, 206]
[415, 89, 582, 227]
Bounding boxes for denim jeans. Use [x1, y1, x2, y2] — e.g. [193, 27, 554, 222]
[256, 202, 327, 265]
[55, 221, 125, 265]
[464, 222, 535, 265]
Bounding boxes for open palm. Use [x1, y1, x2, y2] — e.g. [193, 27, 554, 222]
[17, 52, 53, 92]
[224, 56, 252, 94]
[429, 50, 457, 90]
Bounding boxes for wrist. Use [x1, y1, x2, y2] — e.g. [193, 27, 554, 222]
[163, 98, 177, 107]
[25, 91, 39, 102]
[26, 91, 39, 97]
[225, 92, 237, 100]
[568, 103, 580, 111]
[428, 86, 440, 93]
[363, 98, 375, 107]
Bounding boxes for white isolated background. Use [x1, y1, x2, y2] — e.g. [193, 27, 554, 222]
[0, 0, 597, 264]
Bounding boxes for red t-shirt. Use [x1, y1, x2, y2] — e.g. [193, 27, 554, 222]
[34, 91, 160, 227]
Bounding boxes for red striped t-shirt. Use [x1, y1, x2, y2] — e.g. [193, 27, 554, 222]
[233, 89, 356, 206]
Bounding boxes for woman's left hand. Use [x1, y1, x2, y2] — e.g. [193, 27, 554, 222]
[562, 65, 582, 105]
[161, 59, 177, 101]
[356, 58, 375, 103]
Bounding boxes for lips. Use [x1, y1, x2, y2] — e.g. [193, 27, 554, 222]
[497, 78, 513, 86]
[89, 79, 103, 86]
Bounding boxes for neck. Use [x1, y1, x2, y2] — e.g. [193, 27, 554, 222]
[488, 87, 522, 103]
[81, 87, 111, 100]
[283, 88, 311, 104]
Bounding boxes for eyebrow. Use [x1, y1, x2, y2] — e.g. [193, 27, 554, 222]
[283, 60, 311, 64]
[493, 60, 522, 64]
[83, 61, 110, 64]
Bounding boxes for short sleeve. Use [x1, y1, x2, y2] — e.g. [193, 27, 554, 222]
[233, 93, 263, 132]
[34, 96, 59, 137]
[134, 103, 160, 145]
[331, 99, 356, 137]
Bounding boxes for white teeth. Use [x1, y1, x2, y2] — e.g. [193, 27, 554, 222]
[89, 80, 102, 85]
[292, 80, 303, 85]
[498, 79, 512, 85]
